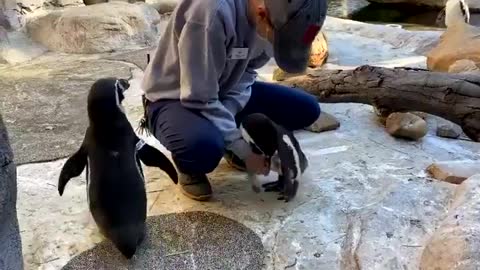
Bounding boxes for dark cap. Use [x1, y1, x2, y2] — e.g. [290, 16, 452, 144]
[264, 0, 328, 73]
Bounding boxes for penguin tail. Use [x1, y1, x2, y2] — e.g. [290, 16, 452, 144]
[109, 224, 145, 259]
[58, 142, 88, 196]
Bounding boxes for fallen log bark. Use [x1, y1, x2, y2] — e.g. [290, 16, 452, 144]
[277, 65, 480, 142]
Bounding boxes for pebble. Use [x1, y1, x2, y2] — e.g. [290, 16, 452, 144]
[385, 112, 427, 140]
[436, 122, 461, 139]
[305, 112, 340, 133]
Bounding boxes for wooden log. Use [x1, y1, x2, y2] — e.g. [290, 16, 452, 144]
[277, 65, 480, 142]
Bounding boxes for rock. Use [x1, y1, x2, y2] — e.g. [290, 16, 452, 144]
[322, 17, 442, 59]
[420, 174, 480, 270]
[272, 67, 303, 81]
[16, 101, 480, 269]
[0, 17, 8, 48]
[26, 2, 161, 53]
[49, 0, 84, 6]
[146, 0, 178, 14]
[372, 106, 394, 123]
[0, 114, 23, 270]
[305, 112, 340, 133]
[448, 59, 480, 73]
[426, 160, 480, 184]
[0, 31, 48, 65]
[427, 24, 480, 72]
[0, 0, 19, 30]
[82, 0, 106, 4]
[16, 0, 83, 10]
[101, 47, 154, 70]
[0, 55, 133, 164]
[412, 111, 428, 119]
[61, 211, 264, 269]
[436, 122, 462, 139]
[308, 31, 328, 68]
[365, 0, 480, 10]
[83, 0, 145, 5]
[385, 112, 428, 140]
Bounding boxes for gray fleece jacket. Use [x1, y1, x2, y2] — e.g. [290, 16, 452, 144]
[141, 0, 273, 160]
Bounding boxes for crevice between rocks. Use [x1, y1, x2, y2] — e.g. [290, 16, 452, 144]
[340, 213, 363, 270]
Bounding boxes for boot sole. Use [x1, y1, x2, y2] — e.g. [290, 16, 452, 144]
[179, 186, 212, 201]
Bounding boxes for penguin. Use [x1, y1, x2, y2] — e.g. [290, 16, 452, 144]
[436, 0, 470, 28]
[57, 77, 178, 259]
[239, 113, 308, 202]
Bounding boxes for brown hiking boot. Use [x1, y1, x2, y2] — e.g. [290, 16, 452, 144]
[224, 150, 246, 172]
[178, 173, 212, 201]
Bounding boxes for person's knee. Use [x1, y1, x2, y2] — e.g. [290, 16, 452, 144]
[173, 131, 225, 174]
[303, 95, 321, 126]
[291, 93, 320, 129]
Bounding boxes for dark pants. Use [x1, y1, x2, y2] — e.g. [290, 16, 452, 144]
[147, 81, 320, 175]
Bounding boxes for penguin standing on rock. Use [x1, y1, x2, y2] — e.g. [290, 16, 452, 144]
[239, 113, 308, 202]
[57, 77, 178, 259]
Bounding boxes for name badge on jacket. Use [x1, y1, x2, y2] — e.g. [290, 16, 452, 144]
[229, 48, 249, 60]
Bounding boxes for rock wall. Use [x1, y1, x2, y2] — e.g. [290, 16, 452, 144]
[420, 174, 480, 270]
[0, 113, 23, 270]
[26, 1, 161, 53]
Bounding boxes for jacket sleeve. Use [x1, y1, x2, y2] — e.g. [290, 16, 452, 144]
[221, 68, 257, 116]
[177, 21, 251, 160]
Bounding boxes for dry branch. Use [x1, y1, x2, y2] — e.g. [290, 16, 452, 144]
[278, 65, 480, 142]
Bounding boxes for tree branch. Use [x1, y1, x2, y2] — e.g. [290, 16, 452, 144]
[277, 65, 480, 142]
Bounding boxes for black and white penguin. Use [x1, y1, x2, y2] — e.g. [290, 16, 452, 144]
[57, 77, 178, 259]
[239, 113, 308, 202]
[436, 0, 470, 27]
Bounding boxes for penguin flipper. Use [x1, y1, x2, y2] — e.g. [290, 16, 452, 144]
[136, 139, 178, 184]
[58, 142, 88, 196]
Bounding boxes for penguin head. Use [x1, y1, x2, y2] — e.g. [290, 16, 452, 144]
[445, 0, 470, 27]
[240, 113, 279, 158]
[87, 77, 130, 124]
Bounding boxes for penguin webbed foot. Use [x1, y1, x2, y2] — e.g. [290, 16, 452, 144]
[262, 175, 298, 202]
[262, 180, 283, 192]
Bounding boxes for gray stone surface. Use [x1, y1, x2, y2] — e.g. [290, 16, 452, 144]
[386, 112, 428, 140]
[420, 174, 480, 270]
[305, 111, 340, 133]
[102, 47, 155, 70]
[61, 211, 264, 270]
[0, 55, 133, 164]
[26, 2, 161, 54]
[436, 122, 462, 139]
[0, 114, 23, 270]
[146, 0, 178, 14]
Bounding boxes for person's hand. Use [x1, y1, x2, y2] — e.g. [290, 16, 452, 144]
[245, 152, 270, 176]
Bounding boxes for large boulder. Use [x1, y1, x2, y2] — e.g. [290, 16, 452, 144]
[145, 0, 178, 14]
[420, 174, 480, 270]
[16, 0, 83, 9]
[26, 1, 161, 53]
[426, 24, 480, 71]
[0, 113, 23, 270]
[385, 112, 428, 140]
